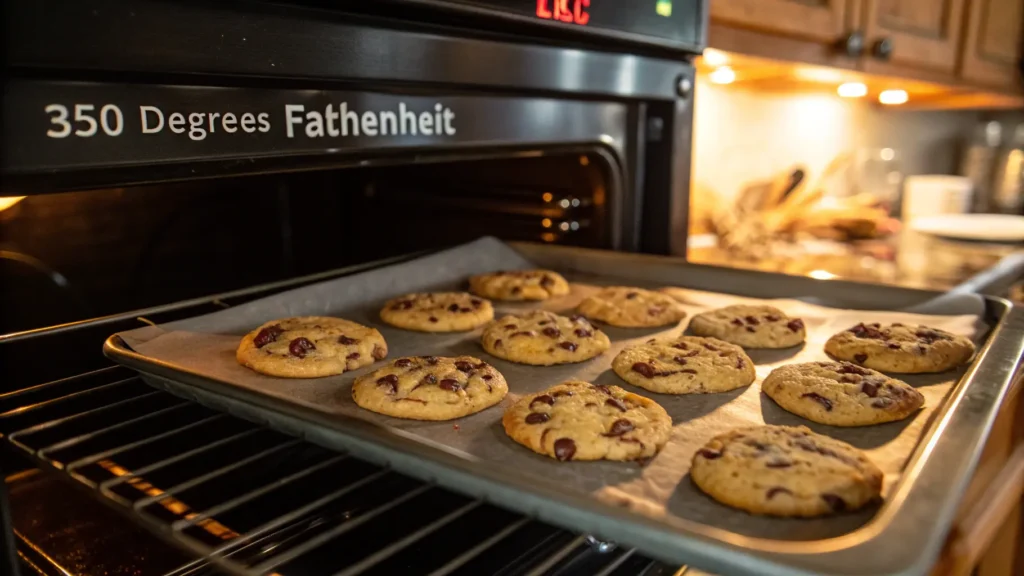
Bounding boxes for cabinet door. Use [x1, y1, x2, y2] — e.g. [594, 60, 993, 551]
[862, 0, 968, 72]
[960, 0, 1024, 88]
[711, 0, 851, 43]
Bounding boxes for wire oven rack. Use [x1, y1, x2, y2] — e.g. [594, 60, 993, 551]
[1, 364, 686, 576]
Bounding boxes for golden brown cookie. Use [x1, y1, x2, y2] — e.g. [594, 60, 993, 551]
[612, 336, 755, 394]
[481, 311, 610, 365]
[824, 322, 975, 373]
[762, 361, 924, 426]
[576, 287, 687, 328]
[690, 425, 883, 517]
[688, 304, 806, 349]
[502, 380, 672, 462]
[468, 270, 569, 301]
[237, 316, 387, 378]
[352, 356, 508, 420]
[380, 292, 493, 332]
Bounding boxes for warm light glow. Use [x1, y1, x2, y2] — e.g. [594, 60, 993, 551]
[579, 155, 590, 166]
[795, 66, 843, 83]
[709, 66, 736, 85]
[880, 148, 895, 161]
[837, 82, 868, 98]
[542, 192, 553, 202]
[702, 48, 728, 67]
[879, 89, 908, 105]
[0, 196, 25, 212]
[541, 218, 552, 228]
[541, 232, 557, 243]
[808, 269, 837, 280]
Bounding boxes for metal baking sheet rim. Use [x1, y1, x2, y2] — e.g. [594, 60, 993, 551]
[102, 246, 1024, 576]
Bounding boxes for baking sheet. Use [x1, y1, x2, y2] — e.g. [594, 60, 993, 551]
[115, 237, 984, 544]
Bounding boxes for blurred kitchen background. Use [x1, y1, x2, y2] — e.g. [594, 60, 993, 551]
[687, 0, 1024, 295]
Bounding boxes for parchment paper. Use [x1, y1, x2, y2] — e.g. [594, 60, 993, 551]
[116, 238, 984, 542]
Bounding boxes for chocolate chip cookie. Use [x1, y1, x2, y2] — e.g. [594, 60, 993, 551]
[481, 311, 610, 365]
[380, 292, 493, 333]
[762, 361, 924, 426]
[824, 322, 975, 373]
[612, 336, 755, 394]
[688, 305, 806, 349]
[502, 380, 672, 462]
[468, 270, 570, 301]
[237, 316, 387, 378]
[576, 287, 687, 328]
[690, 425, 883, 517]
[352, 356, 508, 420]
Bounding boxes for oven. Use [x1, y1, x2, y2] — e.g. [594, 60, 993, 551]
[1, 1, 706, 575]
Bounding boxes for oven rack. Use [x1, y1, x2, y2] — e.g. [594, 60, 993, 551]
[0, 365, 684, 576]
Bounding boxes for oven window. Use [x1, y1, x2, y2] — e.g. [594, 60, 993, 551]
[0, 153, 611, 333]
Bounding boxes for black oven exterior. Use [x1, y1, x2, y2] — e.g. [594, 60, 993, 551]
[1, 1, 705, 574]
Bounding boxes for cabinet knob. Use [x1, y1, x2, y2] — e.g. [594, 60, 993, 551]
[872, 37, 894, 61]
[839, 31, 865, 57]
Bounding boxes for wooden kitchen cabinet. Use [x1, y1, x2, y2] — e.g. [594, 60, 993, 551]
[959, 0, 1024, 88]
[860, 0, 968, 73]
[709, 0, 852, 44]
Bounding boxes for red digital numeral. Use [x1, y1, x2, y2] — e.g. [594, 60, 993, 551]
[536, 0, 589, 25]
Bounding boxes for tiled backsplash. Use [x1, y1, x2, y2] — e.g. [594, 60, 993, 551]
[691, 78, 993, 204]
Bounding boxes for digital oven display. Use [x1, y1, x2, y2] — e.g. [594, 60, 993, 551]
[449, 0, 696, 45]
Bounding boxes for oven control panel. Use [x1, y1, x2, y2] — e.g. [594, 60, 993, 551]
[409, 0, 705, 50]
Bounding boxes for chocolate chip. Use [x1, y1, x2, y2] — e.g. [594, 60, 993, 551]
[394, 358, 412, 368]
[731, 318, 743, 327]
[673, 342, 689, 350]
[787, 319, 805, 332]
[767, 487, 792, 499]
[429, 316, 439, 323]
[593, 384, 613, 395]
[525, 412, 550, 424]
[482, 374, 493, 381]
[377, 374, 398, 394]
[422, 356, 439, 365]
[861, 382, 878, 397]
[553, 390, 574, 397]
[570, 314, 587, 323]
[540, 276, 555, 288]
[455, 361, 474, 372]
[821, 493, 846, 512]
[511, 331, 535, 338]
[559, 342, 578, 352]
[673, 356, 688, 365]
[647, 307, 665, 316]
[837, 363, 869, 375]
[744, 316, 760, 325]
[338, 335, 359, 345]
[680, 349, 700, 357]
[288, 337, 316, 358]
[632, 362, 656, 378]
[471, 299, 483, 308]
[766, 314, 781, 322]
[703, 343, 719, 352]
[850, 322, 885, 339]
[854, 353, 868, 364]
[801, 392, 833, 411]
[698, 449, 722, 460]
[745, 326, 756, 332]
[504, 324, 517, 331]
[574, 328, 592, 337]
[494, 339, 503, 348]
[916, 344, 928, 354]
[605, 397, 628, 412]
[679, 368, 698, 374]
[372, 345, 387, 360]
[554, 438, 577, 461]
[887, 342, 902, 350]
[736, 357, 745, 369]
[391, 300, 413, 310]
[538, 320, 550, 326]
[531, 395, 555, 408]
[253, 325, 284, 348]
[542, 327, 561, 338]
[459, 307, 472, 313]
[604, 419, 634, 437]
[439, 378, 462, 392]
[626, 292, 639, 299]
[916, 328, 950, 344]
[447, 303, 460, 312]
[421, 374, 438, 386]
[766, 460, 792, 468]
[511, 287, 522, 295]
[872, 398, 893, 408]
[346, 352, 360, 360]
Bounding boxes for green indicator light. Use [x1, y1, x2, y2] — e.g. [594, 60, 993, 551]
[656, 0, 672, 17]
